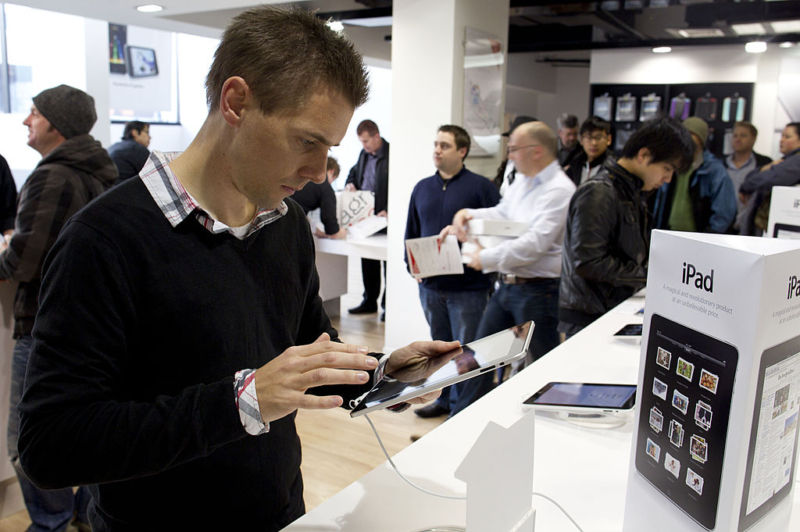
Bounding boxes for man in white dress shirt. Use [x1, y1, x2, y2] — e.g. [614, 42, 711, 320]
[442, 121, 576, 367]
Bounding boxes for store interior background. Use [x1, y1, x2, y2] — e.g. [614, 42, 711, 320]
[0, 0, 799, 517]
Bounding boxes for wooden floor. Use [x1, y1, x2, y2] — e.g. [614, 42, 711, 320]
[0, 295, 445, 529]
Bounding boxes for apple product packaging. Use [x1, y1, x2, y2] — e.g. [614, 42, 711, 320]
[349, 321, 534, 417]
[523, 382, 636, 414]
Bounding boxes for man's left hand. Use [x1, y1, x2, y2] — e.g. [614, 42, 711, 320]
[385, 340, 461, 405]
[464, 243, 484, 271]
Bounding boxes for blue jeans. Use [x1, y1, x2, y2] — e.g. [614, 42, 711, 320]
[476, 279, 561, 366]
[418, 286, 493, 416]
[8, 335, 89, 532]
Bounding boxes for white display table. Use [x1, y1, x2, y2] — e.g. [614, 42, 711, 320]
[285, 292, 800, 531]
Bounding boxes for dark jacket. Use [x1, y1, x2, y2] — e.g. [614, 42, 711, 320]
[651, 150, 737, 234]
[0, 154, 18, 231]
[739, 147, 800, 235]
[0, 134, 117, 336]
[565, 149, 615, 187]
[108, 139, 150, 182]
[559, 159, 649, 328]
[290, 181, 339, 234]
[724, 151, 772, 172]
[345, 138, 389, 214]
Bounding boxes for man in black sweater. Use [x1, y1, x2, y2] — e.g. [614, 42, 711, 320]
[17, 8, 456, 531]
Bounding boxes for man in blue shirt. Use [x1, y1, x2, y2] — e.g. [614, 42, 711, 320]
[405, 125, 500, 418]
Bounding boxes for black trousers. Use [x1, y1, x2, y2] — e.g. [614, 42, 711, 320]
[361, 258, 386, 308]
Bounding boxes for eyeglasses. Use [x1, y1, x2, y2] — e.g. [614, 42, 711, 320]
[506, 144, 539, 155]
[580, 133, 608, 143]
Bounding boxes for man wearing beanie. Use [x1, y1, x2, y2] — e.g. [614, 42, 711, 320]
[0, 83, 117, 531]
[652, 116, 737, 234]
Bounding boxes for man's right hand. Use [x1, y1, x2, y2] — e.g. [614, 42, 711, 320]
[447, 209, 473, 242]
[345, 183, 356, 192]
[253, 333, 377, 423]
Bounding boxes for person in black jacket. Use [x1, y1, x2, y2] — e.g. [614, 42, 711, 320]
[291, 156, 345, 239]
[345, 119, 389, 317]
[0, 84, 117, 532]
[0, 154, 17, 236]
[724, 121, 771, 232]
[565, 116, 614, 187]
[16, 9, 454, 531]
[559, 118, 694, 336]
[108, 120, 151, 183]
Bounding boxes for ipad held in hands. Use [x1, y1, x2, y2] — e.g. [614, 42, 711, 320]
[349, 321, 534, 417]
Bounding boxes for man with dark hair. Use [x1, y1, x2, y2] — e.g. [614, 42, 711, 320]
[725, 121, 772, 231]
[443, 121, 575, 367]
[108, 120, 151, 182]
[0, 84, 117, 532]
[556, 113, 581, 168]
[405, 125, 500, 419]
[739, 122, 800, 235]
[559, 117, 694, 336]
[292, 157, 346, 239]
[17, 8, 454, 531]
[345, 119, 389, 318]
[566, 116, 614, 186]
[652, 116, 737, 234]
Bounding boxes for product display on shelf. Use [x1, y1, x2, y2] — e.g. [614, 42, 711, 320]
[669, 93, 692, 120]
[695, 93, 718, 122]
[721, 94, 747, 123]
[594, 92, 613, 121]
[616, 93, 638, 122]
[640, 93, 662, 121]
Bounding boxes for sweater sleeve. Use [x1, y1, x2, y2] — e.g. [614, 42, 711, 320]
[18, 220, 247, 489]
[318, 182, 340, 234]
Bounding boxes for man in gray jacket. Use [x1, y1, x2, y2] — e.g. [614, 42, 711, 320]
[0, 84, 117, 532]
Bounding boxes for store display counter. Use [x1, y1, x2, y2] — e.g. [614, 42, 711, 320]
[285, 292, 800, 531]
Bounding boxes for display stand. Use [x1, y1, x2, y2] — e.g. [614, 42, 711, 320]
[623, 231, 800, 531]
[454, 413, 536, 532]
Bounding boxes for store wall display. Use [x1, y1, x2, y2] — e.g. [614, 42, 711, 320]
[590, 83, 754, 158]
[624, 231, 800, 532]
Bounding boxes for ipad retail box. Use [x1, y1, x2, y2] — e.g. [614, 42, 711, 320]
[623, 230, 800, 532]
[766, 186, 800, 240]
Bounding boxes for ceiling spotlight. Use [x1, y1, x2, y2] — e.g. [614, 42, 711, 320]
[779, 41, 795, 48]
[745, 41, 767, 54]
[652, 46, 672, 54]
[326, 20, 344, 33]
[136, 4, 164, 13]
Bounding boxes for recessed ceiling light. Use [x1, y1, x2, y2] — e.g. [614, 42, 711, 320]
[652, 46, 672, 54]
[779, 41, 795, 48]
[745, 41, 767, 54]
[732, 23, 766, 36]
[136, 4, 164, 13]
[326, 20, 344, 33]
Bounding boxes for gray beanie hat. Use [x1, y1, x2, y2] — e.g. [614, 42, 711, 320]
[32, 84, 97, 139]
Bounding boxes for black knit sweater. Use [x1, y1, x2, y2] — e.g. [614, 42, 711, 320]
[18, 178, 375, 530]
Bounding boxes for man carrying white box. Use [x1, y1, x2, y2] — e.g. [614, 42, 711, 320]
[442, 120, 575, 367]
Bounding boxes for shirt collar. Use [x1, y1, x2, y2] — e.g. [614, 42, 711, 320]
[517, 159, 561, 186]
[139, 150, 288, 238]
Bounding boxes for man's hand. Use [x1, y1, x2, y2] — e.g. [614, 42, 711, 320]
[739, 192, 750, 205]
[464, 242, 484, 271]
[253, 333, 377, 423]
[345, 183, 356, 192]
[451, 209, 473, 242]
[385, 340, 461, 384]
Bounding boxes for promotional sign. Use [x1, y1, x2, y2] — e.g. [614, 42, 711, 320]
[624, 231, 800, 532]
[766, 186, 800, 239]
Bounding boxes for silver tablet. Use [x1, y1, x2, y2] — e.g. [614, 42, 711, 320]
[349, 321, 534, 417]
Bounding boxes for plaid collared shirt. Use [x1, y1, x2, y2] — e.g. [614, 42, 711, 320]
[139, 151, 288, 435]
[140, 151, 287, 238]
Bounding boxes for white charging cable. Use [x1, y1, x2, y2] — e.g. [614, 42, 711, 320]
[364, 413, 585, 531]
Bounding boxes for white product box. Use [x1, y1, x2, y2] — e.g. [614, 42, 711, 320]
[766, 186, 800, 240]
[336, 190, 374, 228]
[624, 230, 800, 532]
[467, 218, 528, 237]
